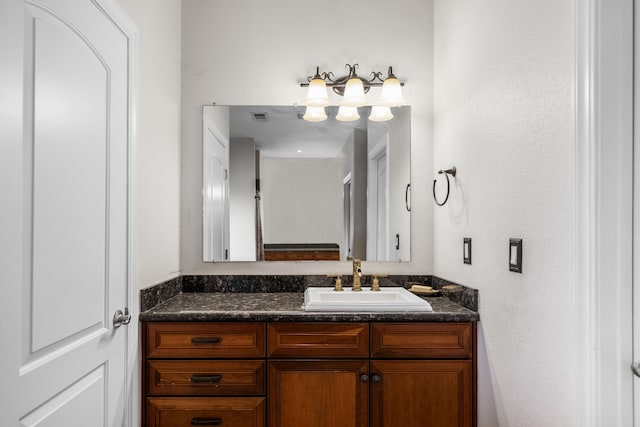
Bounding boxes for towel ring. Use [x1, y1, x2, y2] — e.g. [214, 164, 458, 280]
[405, 183, 411, 212]
[433, 167, 457, 206]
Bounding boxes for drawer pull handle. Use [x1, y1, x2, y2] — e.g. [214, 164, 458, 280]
[191, 418, 222, 425]
[191, 337, 221, 345]
[190, 374, 222, 383]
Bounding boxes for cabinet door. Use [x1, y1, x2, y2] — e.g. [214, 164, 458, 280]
[370, 360, 472, 427]
[269, 360, 369, 427]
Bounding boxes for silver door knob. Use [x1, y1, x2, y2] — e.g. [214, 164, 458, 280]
[632, 362, 640, 378]
[113, 308, 131, 328]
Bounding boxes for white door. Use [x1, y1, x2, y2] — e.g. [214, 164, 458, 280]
[635, 0, 640, 420]
[343, 175, 353, 259]
[376, 153, 388, 260]
[0, 0, 134, 425]
[203, 117, 230, 262]
[635, 91, 640, 423]
[366, 137, 389, 262]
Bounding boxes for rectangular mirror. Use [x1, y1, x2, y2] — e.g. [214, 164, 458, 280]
[202, 105, 411, 262]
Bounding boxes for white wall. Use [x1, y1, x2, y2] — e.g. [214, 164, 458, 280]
[116, 0, 181, 289]
[180, 0, 434, 275]
[262, 158, 343, 247]
[114, 0, 580, 424]
[433, 1, 574, 426]
[204, 105, 230, 141]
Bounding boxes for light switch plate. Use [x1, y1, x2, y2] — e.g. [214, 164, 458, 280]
[463, 238, 472, 264]
[509, 238, 523, 273]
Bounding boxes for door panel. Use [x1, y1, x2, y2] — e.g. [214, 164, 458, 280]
[376, 153, 388, 259]
[30, 6, 108, 352]
[20, 366, 105, 427]
[203, 119, 230, 262]
[268, 360, 368, 427]
[12, 0, 131, 425]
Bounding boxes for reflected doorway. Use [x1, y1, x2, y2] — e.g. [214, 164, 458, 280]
[343, 174, 352, 259]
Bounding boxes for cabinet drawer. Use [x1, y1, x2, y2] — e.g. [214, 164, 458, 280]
[371, 323, 472, 358]
[146, 323, 265, 358]
[268, 323, 369, 358]
[147, 397, 265, 427]
[147, 360, 265, 395]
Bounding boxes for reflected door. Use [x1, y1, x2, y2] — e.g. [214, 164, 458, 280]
[203, 119, 230, 262]
[344, 175, 353, 259]
[376, 153, 388, 260]
[367, 139, 389, 262]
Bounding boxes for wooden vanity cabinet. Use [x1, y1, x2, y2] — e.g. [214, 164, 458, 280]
[142, 321, 476, 427]
[143, 322, 267, 427]
[267, 322, 476, 427]
[267, 323, 370, 427]
[370, 323, 475, 427]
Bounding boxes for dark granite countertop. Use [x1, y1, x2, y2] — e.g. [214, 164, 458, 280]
[139, 292, 479, 322]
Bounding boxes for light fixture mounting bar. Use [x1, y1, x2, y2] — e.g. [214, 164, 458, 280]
[300, 64, 404, 96]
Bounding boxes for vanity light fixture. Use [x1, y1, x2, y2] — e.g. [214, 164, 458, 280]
[304, 70, 331, 107]
[368, 105, 394, 122]
[335, 106, 360, 122]
[301, 64, 406, 122]
[341, 69, 367, 107]
[302, 105, 328, 122]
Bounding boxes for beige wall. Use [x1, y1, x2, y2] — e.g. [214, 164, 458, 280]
[116, 0, 182, 289]
[180, 0, 435, 275]
[433, 0, 575, 425]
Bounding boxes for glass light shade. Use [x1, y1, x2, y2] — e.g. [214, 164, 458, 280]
[341, 78, 367, 107]
[368, 105, 394, 122]
[378, 76, 406, 107]
[302, 106, 327, 122]
[336, 106, 360, 122]
[305, 78, 330, 107]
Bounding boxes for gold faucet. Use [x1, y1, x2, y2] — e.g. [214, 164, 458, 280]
[347, 257, 362, 292]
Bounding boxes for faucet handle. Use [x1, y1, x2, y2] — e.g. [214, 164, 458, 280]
[371, 274, 388, 292]
[327, 274, 343, 292]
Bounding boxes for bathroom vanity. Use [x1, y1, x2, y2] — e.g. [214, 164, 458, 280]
[140, 288, 478, 427]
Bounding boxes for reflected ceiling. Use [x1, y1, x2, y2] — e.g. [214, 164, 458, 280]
[228, 105, 370, 158]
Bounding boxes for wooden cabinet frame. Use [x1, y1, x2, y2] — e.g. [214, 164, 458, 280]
[142, 321, 477, 427]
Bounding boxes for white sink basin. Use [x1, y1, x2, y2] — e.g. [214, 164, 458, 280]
[304, 287, 433, 312]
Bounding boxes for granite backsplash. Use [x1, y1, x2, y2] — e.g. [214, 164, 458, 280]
[140, 275, 478, 313]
